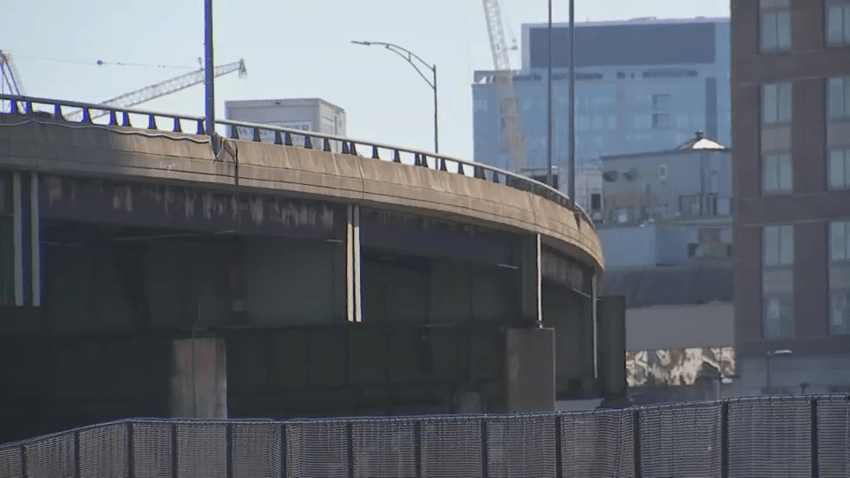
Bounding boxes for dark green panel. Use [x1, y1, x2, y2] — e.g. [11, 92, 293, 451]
[387, 265, 429, 322]
[543, 284, 586, 397]
[0, 216, 13, 305]
[361, 260, 389, 323]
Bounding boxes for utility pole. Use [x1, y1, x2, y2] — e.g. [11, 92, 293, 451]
[546, 0, 553, 187]
[433, 65, 439, 154]
[204, 0, 215, 142]
[568, 0, 576, 206]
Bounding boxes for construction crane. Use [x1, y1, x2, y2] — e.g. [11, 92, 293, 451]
[482, 0, 528, 174]
[1, 50, 25, 111]
[66, 59, 247, 121]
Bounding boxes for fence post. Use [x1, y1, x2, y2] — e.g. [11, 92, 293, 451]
[73, 430, 81, 478]
[632, 410, 642, 478]
[225, 423, 234, 478]
[414, 420, 423, 478]
[555, 415, 563, 478]
[171, 423, 179, 478]
[127, 422, 135, 478]
[280, 424, 288, 478]
[721, 401, 730, 478]
[346, 421, 355, 478]
[20, 443, 26, 478]
[481, 418, 489, 478]
[811, 399, 819, 478]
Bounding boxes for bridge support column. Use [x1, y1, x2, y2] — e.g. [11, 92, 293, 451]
[169, 336, 228, 418]
[337, 203, 362, 322]
[517, 234, 542, 326]
[4, 171, 41, 307]
[596, 295, 628, 407]
[505, 327, 556, 412]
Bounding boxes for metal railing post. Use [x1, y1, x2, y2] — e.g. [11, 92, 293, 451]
[20, 443, 26, 478]
[225, 423, 234, 478]
[481, 419, 489, 477]
[633, 410, 642, 478]
[811, 399, 819, 478]
[127, 422, 135, 478]
[73, 430, 81, 478]
[280, 424, 288, 478]
[414, 420, 423, 478]
[721, 401, 730, 478]
[346, 422, 355, 478]
[171, 423, 179, 478]
[555, 414, 563, 478]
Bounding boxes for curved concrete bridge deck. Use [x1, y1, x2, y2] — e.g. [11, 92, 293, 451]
[0, 95, 621, 443]
[0, 96, 602, 271]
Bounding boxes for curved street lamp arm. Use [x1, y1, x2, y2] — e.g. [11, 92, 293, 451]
[352, 41, 435, 89]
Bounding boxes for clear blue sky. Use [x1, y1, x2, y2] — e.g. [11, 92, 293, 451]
[3, 0, 728, 159]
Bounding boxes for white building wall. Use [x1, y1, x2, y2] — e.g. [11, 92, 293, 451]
[626, 303, 734, 352]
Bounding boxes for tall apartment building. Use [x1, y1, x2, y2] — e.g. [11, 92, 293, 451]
[732, 0, 850, 395]
[472, 17, 730, 210]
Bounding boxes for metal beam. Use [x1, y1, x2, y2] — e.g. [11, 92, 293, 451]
[11, 171, 22, 306]
[30, 172, 40, 307]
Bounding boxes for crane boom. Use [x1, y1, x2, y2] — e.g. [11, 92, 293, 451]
[482, 0, 527, 174]
[0, 50, 25, 96]
[68, 59, 247, 121]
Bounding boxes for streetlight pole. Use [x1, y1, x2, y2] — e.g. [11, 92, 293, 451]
[546, 0, 553, 188]
[351, 41, 439, 154]
[567, 0, 576, 207]
[204, 0, 215, 142]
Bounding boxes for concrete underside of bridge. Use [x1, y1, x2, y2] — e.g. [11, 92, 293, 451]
[0, 118, 623, 443]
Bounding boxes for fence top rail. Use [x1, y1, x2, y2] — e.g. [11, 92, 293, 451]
[0, 93, 594, 230]
[4, 394, 850, 448]
[0, 93, 206, 122]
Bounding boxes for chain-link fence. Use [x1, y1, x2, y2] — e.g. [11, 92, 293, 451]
[1, 395, 848, 478]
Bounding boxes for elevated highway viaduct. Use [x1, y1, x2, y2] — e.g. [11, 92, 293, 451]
[0, 95, 624, 442]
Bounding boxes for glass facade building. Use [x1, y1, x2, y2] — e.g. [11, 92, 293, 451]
[472, 17, 730, 207]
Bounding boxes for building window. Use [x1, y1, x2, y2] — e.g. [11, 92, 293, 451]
[830, 149, 850, 189]
[763, 153, 793, 193]
[652, 113, 672, 129]
[679, 195, 700, 216]
[474, 99, 488, 112]
[760, 0, 792, 52]
[763, 225, 795, 339]
[658, 164, 668, 181]
[762, 83, 792, 125]
[830, 221, 850, 334]
[652, 94, 672, 111]
[827, 1, 850, 45]
[590, 193, 602, 211]
[610, 207, 634, 224]
[832, 292, 850, 335]
[764, 225, 794, 266]
[762, 226, 795, 339]
[828, 77, 850, 120]
[831, 221, 850, 261]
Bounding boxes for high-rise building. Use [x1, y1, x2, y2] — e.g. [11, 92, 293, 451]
[472, 17, 730, 211]
[732, 0, 850, 395]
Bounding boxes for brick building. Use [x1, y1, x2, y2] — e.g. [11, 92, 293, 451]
[732, 0, 850, 395]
